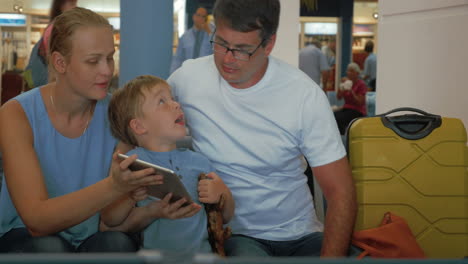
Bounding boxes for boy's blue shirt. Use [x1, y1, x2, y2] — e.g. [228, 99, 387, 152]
[128, 147, 214, 254]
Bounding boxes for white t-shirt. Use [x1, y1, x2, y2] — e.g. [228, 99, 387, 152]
[168, 55, 345, 241]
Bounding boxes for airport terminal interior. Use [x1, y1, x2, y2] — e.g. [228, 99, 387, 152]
[0, 0, 467, 263]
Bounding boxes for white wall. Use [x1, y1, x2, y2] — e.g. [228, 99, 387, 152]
[271, 0, 299, 67]
[377, 0, 468, 133]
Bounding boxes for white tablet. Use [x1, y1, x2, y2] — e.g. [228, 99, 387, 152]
[117, 153, 193, 205]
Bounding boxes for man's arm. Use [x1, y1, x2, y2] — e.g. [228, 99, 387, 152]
[318, 51, 330, 90]
[362, 58, 370, 81]
[321, 70, 330, 90]
[312, 156, 357, 257]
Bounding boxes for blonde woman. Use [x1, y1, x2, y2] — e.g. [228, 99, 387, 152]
[0, 7, 160, 253]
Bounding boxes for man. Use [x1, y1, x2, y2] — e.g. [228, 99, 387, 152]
[299, 40, 330, 89]
[362, 40, 377, 91]
[170, 7, 213, 74]
[322, 39, 336, 67]
[168, 0, 356, 257]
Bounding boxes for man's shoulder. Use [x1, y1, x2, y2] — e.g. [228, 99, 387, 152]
[270, 56, 299, 70]
[366, 53, 377, 61]
[172, 55, 215, 79]
[181, 27, 194, 36]
[270, 57, 316, 83]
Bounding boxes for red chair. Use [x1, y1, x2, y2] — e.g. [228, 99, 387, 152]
[1, 71, 23, 105]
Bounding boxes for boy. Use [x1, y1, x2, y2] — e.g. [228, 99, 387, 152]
[103, 75, 234, 255]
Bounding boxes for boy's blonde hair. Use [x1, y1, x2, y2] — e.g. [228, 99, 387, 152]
[108, 75, 168, 146]
[50, 7, 111, 63]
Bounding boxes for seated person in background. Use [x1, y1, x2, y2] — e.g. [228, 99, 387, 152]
[0, 7, 159, 253]
[103, 75, 234, 255]
[334, 62, 367, 135]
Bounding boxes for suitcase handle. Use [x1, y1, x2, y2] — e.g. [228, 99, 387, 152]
[380, 107, 442, 140]
[380, 107, 436, 117]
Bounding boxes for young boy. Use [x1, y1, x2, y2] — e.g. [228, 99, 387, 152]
[103, 75, 234, 255]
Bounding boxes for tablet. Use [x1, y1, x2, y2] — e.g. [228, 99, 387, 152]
[117, 153, 193, 205]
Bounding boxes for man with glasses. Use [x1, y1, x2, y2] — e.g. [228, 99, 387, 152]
[170, 7, 213, 74]
[168, 0, 356, 258]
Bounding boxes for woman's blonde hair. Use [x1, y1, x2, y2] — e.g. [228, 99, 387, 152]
[49, 7, 111, 63]
[108, 75, 168, 146]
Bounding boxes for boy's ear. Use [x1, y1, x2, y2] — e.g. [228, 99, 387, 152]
[129, 118, 147, 135]
[51, 51, 67, 74]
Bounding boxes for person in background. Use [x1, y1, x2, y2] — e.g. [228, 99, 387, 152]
[23, 0, 78, 89]
[299, 40, 330, 89]
[322, 39, 336, 68]
[168, 0, 356, 257]
[323, 39, 337, 91]
[362, 40, 377, 91]
[103, 75, 234, 255]
[334, 62, 367, 135]
[170, 7, 213, 74]
[0, 7, 161, 253]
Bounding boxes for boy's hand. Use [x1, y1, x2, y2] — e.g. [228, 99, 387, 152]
[147, 193, 202, 220]
[130, 187, 149, 202]
[198, 172, 228, 204]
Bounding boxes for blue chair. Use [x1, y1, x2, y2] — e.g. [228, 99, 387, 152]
[326, 91, 344, 110]
[366, 92, 376, 116]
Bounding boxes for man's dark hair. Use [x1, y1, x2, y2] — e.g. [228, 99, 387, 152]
[213, 0, 280, 46]
[364, 40, 374, 53]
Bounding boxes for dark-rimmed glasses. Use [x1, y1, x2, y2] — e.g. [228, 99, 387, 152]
[210, 37, 266, 61]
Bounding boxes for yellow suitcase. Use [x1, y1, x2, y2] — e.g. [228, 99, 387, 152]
[347, 108, 468, 258]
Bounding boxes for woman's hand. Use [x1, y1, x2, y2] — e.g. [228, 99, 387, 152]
[110, 152, 163, 194]
[130, 187, 149, 202]
[198, 172, 229, 204]
[147, 193, 202, 220]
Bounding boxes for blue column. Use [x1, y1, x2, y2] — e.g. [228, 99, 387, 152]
[119, 0, 173, 86]
[339, 0, 353, 77]
[186, 0, 197, 29]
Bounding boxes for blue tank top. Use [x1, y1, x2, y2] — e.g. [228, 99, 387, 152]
[0, 87, 117, 247]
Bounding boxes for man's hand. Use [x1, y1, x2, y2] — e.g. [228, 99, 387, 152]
[202, 21, 212, 34]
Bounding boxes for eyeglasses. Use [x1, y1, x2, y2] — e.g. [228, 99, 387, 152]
[210, 38, 266, 61]
[194, 13, 207, 19]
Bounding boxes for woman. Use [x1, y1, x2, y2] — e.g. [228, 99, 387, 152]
[334, 62, 367, 135]
[0, 7, 160, 253]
